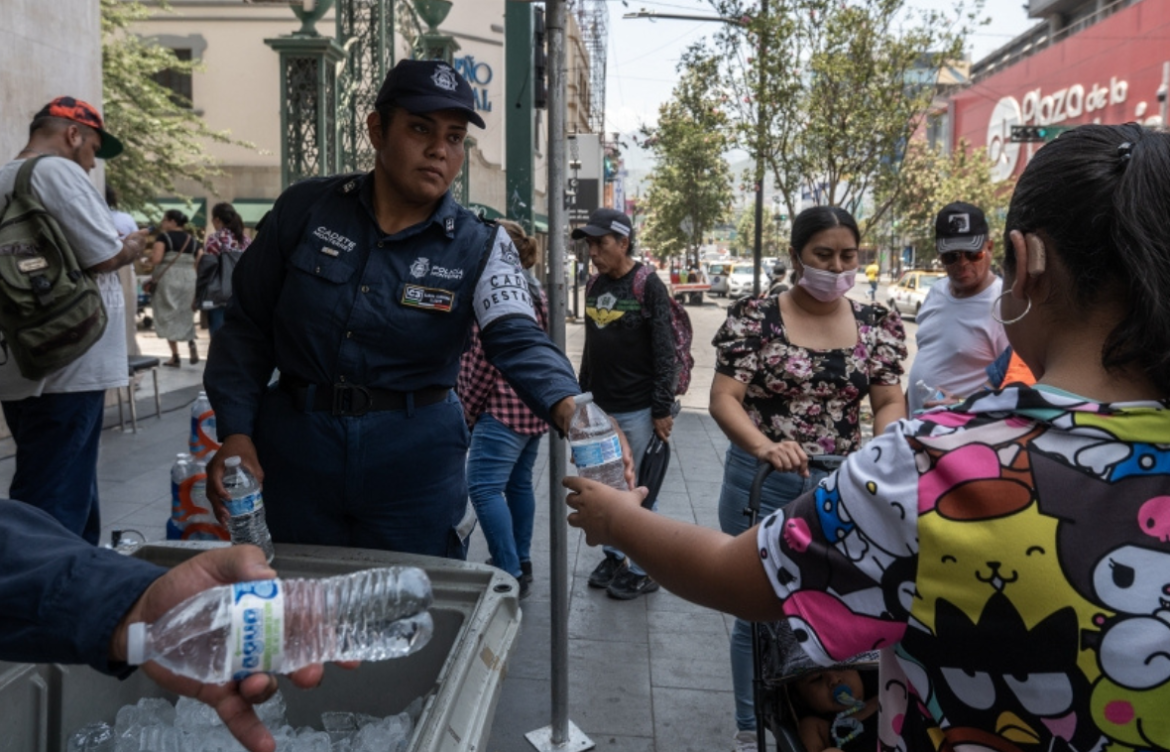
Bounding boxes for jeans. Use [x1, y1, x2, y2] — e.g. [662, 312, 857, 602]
[603, 406, 656, 576]
[466, 414, 542, 579]
[717, 443, 834, 732]
[2, 390, 106, 545]
[254, 388, 471, 558]
[207, 307, 225, 336]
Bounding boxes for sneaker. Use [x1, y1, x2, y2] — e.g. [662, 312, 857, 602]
[733, 730, 759, 752]
[588, 555, 626, 588]
[520, 560, 533, 585]
[606, 568, 660, 600]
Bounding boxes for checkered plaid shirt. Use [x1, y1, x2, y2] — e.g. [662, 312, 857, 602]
[457, 287, 551, 436]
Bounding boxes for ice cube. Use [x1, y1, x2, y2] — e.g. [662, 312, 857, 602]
[353, 715, 409, 752]
[292, 730, 332, 752]
[137, 697, 178, 727]
[176, 696, 223, 733]
[254, 691, 287, 729]
[67, 721, 114, 752]
[321, 711, 358, 745]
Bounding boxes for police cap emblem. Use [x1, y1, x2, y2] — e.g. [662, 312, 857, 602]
[432, 64, 459, 93]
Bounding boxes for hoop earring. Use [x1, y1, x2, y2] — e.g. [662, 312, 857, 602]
[992, 290, 1031, 326]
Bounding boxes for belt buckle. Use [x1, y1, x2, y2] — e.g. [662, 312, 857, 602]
[331, 383, 372, 417]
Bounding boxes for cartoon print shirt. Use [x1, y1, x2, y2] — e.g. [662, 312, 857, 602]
[713, 296, 906, 456]
[757, 385, 1170, 752]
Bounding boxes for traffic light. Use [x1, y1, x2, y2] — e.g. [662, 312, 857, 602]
[533, 6, 547, 110]
[1010, 125, 1072, 143]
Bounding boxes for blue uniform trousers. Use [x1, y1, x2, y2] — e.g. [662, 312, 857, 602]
[253, 387, 471, 558]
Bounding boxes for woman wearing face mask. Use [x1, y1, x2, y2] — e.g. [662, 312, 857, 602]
[708, 205, 907, 752]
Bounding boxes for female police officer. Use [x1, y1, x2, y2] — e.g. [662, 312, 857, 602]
[203, 60, 593, 558]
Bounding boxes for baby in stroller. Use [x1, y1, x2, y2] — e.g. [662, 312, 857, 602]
[789, 668, 877, 752]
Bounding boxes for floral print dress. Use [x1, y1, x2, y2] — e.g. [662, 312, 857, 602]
[712, 296, 907, 456]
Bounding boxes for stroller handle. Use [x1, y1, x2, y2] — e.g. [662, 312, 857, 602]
[747, 456, 847, 517]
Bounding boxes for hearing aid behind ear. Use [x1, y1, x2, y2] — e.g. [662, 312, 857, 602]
[1025, 234, 1046, 277]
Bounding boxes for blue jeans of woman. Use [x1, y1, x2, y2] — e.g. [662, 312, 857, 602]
[466, 413, 542, 579]
[717, 443, 833, 732]
[604, 407, 655, 576]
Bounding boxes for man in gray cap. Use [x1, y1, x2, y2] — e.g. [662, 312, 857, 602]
[906, 201, 1009, 413]
[575, 207, 677, 600]
[204, 60, 606, 560]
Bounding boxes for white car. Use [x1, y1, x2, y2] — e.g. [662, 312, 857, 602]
[727, 267, 758, 298]
[707, 263, 733, 297]
[888, 270, 945, 319]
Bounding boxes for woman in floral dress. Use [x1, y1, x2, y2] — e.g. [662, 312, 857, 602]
[709, 205, 907, 752]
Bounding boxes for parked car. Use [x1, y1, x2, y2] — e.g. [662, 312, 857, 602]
[707, 262, 733, 297]
[888, 270, 945, 319]
[727, 266, 758, 298]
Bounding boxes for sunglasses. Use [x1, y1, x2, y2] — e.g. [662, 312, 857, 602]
[940, 250, 986, 266]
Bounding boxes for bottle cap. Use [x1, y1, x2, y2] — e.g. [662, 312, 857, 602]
[224, 456, 241, 468]
[126, 622, 146, 665]
[573, 392, 593, 406]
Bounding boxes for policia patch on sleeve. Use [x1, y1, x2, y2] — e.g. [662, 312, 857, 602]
[401, 283, 455, 312]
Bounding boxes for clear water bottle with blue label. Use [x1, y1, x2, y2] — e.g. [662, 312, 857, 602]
[568, 392, 626, 490]
[189, 391, 220, 460]
[222, 456, 275, 562]
[126, 568, 435, 683]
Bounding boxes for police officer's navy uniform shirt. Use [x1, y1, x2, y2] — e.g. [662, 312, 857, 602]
[205, 172, 579, 439]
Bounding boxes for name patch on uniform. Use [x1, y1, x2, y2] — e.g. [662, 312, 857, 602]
[319, 247, 340, 257]
[402, 284, 455, 312]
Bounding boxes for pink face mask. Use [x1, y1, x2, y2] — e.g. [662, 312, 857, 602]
[797, 266, 857, 302]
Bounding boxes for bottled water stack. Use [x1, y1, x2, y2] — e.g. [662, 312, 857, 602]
[568, 392, 626, 490]
[222, 455, 275, 561]
[127, 567, 434, 684]
[189, 391, 220, 459]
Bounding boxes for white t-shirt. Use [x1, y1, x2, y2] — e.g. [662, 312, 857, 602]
[906, 276, 1009, 413]
[0, 157, 126, 399]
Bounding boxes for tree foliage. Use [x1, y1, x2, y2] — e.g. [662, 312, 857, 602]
[706, 0, 981, 239]
[874, 138, 1014, 259]
[639, 52, 735, 266]
[101, 0, 250, 212]
[731, 205, 784, 257]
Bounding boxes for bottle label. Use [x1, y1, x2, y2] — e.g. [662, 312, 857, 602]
[571, 435, 622, 468]
[230, 580, 285, 679]
[225, 490, 263, 516]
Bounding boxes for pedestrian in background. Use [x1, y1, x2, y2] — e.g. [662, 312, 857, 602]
[149, 209, 201, 367]
[906, 202, 1008, 413]
[708, 205, 906, 752]
[577, 207, 677, 600]
[0, 97, 148, 544]
[458, 220, 548, 599]
[197, 202, 251, 336]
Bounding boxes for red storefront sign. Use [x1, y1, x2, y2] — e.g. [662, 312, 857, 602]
[951, 1, 1170, 181]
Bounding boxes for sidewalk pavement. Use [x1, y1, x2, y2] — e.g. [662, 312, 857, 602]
[0, 276, 905, 752]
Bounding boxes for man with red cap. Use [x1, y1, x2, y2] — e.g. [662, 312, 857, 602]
[0, 97, 148, 544]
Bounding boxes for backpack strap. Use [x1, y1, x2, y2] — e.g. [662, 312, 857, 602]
[13, 156, 43, 200]
[631, 263, 656, 315]
[585, 272, 600, 297]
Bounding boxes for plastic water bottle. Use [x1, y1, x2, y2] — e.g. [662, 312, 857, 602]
[126, 568, 435, 683]
[914, 379, 946, 405]
[568, 393, 626, 490]
[189, 391, 220, 459]
[222, 456, 276, 562]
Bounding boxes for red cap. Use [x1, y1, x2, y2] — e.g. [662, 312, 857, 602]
[34, 97, 123, 159]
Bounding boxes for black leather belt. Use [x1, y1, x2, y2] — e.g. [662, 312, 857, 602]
[279, 375, 449, 417]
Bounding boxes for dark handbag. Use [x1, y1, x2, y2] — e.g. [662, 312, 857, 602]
[195, 249, 242, 309]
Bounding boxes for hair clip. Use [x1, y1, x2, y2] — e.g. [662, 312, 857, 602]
[1117, 142, 1134, 168]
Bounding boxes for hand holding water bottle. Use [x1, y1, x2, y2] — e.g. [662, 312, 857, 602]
[206, 434, 264, 525]
[108, 545, 343, 752]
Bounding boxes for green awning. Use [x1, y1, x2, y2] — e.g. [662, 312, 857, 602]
[131, 198, 207, 229]
[534, 213, 549, 234]
[232, 199, 277, 228]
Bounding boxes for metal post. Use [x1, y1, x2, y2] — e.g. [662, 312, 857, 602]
[751, 0, 769, 297]
[526, 3, 594, 751]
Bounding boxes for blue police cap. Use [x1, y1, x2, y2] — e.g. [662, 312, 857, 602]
[374, 59, 486, 129]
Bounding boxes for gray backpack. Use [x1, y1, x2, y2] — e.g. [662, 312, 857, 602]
[0, 156, 107, 379]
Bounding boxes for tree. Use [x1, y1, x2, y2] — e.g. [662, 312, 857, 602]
[874, 138, 1014, 261]
[731, 205, 784, 258]
[101, 0, 250, 212]
[639, 52, 735, 267]
[707, 0, 981, 238]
